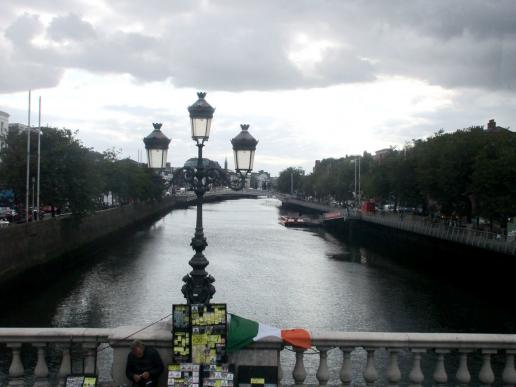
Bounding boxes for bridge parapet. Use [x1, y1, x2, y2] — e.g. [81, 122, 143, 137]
[2, 325, 516, 386]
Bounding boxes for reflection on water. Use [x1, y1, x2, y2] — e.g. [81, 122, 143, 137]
[1, 197, 515, 335]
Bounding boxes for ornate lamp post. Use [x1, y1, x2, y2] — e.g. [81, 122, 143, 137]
[144, 92, 258, 304]
[143, 123, 171, 169]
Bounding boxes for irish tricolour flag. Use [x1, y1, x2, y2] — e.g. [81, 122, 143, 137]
[227, 314, 311, 352]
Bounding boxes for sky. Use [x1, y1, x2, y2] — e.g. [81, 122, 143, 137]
[0, 0, 515, 175]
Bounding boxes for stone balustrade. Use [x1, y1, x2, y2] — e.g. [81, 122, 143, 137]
[1, 325, 516, 386]
[0, 327, 110, 386]
[297, 332, 516, 386]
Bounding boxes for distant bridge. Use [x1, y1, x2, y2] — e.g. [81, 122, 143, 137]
[177, 189, 268, 205]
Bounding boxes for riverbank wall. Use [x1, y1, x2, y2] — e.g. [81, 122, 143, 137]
[0, 192, 260, 290]
[0, 197, 180, 288]
[324, 218, 516, 297]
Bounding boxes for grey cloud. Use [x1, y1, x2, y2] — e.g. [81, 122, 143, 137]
[0, 61, 62, 93]
[47, 13, 96, 41]
[2, 1, 516, 93]
[0, 37, 62, 93]
[4, 13, 43, 45]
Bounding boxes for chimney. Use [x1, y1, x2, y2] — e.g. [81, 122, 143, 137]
[487, 119, 496, 130]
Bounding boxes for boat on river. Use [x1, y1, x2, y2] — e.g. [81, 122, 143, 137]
[279, 215, 321, 228]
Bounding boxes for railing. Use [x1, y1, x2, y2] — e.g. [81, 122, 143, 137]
[2, 325, 516, 386]
[360, 212, 516, 256]
[278, 195, 516, 256]
[0, 328, 110, 386]
[285, 332, 516, 386]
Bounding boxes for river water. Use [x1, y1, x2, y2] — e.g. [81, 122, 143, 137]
[2, 197, 514, 332]
[2, 197, 515, 385]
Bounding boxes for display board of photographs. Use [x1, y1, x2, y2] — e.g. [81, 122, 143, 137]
[172, 303, 227, 365]
[236, 366, 278, 387]
[202, 364, 234, 387]
[167, 363, 201, 387]
[64, 375, 97, 387]
[191, 304, 227, 365]
[173, 304, 192, 362]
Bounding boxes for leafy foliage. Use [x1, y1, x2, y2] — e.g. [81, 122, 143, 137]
[279, 126, 516, 227]
[0, 127, 164, 217]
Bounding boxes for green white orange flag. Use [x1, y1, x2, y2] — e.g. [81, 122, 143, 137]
[227, 314, 311, 352]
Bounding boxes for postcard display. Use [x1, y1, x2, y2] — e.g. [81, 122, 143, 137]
[64, 375, 97, 387]
[170, 304, 234, 387]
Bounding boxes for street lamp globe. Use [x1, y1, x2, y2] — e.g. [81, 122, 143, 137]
[231, 124, 258, 173]
[188, 92, 215, 142]
[143, 123, 171, 169]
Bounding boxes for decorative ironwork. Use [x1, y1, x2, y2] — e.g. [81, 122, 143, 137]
[173, 166, 247, 193]
[174, 143, 248, 304]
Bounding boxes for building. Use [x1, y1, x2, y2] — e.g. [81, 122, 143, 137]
[0, 111, 9, 150]
[8, 123, 29, 134]
[184, 158, 222, 170]
[486, 119, 511, 133]
[374, 148, 392, 161]
[250, 170, 271, 190]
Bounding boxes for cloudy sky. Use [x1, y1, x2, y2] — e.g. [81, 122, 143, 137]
[1, 0, 515, 174]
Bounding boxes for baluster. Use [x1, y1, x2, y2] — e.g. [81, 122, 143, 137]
[503, 350, 516, 387]
[58, 345, 72, 387]
[363, 348, 378, 386]
[7, 343, 24, 387]
[33, 343, 50, 387]
[387, 349, 402, 387]
[340, 347, 353, 387]
[316, 346, 330, 386]
[456, 350, 472, 386]
[479, 349, 496, 387]
[293, 348, 307, 386]
[409, 349, 426, 387]
[82, 342, 98, 374]
[433, 349, 449, 386]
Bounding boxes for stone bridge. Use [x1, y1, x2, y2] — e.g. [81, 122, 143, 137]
[1, 323, 515, 386]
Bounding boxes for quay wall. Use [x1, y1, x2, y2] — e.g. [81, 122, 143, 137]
[0, 197, 180, 287]
[324, 218, 516, 297]
[280, 197, 516, 294]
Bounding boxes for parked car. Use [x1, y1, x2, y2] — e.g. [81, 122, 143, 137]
[0, 206, 12, 217]
[0, 207, 17, 222]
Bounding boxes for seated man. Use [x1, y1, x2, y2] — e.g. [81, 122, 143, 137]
[126, 340, 164, 387]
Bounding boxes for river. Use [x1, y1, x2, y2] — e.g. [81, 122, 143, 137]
[2, 197, 514, 334]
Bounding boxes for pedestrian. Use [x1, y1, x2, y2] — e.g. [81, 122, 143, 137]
[126, 341, 164, 387]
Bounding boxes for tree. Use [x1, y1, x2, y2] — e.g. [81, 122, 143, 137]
[101, 154, 163, 204]
[472, 132, 516, 229]
[0, 127, 164, 218]
[294, 124, 516, 231]
[0, 127, 103, 216]
[276, 167, 305, 194]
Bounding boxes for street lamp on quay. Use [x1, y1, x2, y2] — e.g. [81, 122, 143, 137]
[143, 92, 258, 304]
[351, 156, 361, 208]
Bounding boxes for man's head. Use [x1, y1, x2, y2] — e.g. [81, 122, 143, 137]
[131, 340, 145, 358]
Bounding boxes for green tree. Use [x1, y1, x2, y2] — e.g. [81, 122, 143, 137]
[276, 167, 305, 194]
[0, 127, 103, 216]
[472, 132, 516, 229]
[0, 127, 164, 218]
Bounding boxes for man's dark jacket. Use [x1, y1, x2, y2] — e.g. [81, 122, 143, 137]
[126, 346, 164, 386]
